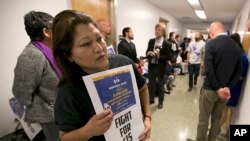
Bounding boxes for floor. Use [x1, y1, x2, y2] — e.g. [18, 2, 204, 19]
[0, 75, 228, 141]
[147, 74, 228, 141]
[0, 129, 45, 141]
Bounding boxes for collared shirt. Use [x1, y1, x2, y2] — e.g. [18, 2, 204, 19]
[218, 32, 227, 36]
[154, 37, 164, 49]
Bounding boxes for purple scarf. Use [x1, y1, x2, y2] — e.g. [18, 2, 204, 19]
[32, 41, 61, 78]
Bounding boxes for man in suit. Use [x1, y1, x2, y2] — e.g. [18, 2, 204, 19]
[187, 22, 242, 141]
[117, 27, 139, 63]
[146, 23, 172, 109]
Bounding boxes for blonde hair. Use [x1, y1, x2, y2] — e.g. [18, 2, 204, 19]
[155, 23, 166, 38]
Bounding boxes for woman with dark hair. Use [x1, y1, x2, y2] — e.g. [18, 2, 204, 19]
[52, 10, 151, 141]
[229, 33, 243, 49]
[168, 32, 179, 57]
[12, 11, 61, 141]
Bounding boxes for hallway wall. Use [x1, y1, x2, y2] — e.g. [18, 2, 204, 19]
[116, 0, 183, 57]
[0, 0, 68, 137]
[231, 0, 250, 125]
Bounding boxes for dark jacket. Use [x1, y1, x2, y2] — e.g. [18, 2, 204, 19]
[146, 38, 173, 65]
[203, 35, 242, 90]
[117, 39, 139, 63]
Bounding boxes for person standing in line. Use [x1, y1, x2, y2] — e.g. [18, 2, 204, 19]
[175, 34, 182, 46]
[180, 37, 191, 75]
[146, 23, 172, 109]
[95, 19, 112, 46]
[180, 37, 187, 52]
[186, 32, 205, 92]
[12, 11, 61, 141]
[168, 32, 179, 58]
[52, 10, 151, 141]
[117, 27, 139, 63]
[187, 22, 242, 141]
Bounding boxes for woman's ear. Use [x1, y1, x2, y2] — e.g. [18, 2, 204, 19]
[43, 28, 52, 38]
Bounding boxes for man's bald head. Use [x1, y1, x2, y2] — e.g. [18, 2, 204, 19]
[209, 22, 225, 39]
[95, 19, 111, 38]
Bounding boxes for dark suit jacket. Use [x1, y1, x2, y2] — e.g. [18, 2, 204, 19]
[117, 39, 138, 63]
[145, 38, 173, 64]
[203, 35, 242, 90]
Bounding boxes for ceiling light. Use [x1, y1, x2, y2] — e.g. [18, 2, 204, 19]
[195, 10, 207, 20]
[187, 0, 207, 20]
[187, 0, 201, 9]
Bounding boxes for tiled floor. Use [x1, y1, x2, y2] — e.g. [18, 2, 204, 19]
[0, 74, 228, 141]
[148, 74, 228, 141]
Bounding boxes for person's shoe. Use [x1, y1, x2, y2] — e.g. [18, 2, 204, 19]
[164, 90, 171, 94]
[167, 87, 172, 91]
[188, 87, 192, 92]
[167, 85, 172, 90]
[194, 79, 197, 86]
[164, 88, 171, 94]
[186, 138, 196, 141]
[158, 103, 163, 109]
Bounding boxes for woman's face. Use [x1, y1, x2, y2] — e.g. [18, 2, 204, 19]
[155, 26, 164, 39]
[68, 23, 109, 74]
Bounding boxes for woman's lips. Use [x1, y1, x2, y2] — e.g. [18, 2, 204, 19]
[96, 54, 107, 61]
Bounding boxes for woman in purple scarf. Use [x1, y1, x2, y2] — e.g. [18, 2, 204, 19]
[12, 11, 61, 141]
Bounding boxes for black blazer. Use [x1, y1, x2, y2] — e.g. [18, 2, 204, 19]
[117, 39, 138, 63]
[146, 38, 173, 64]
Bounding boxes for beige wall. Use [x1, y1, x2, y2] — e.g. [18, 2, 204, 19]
[116, 0, 183, 57]
[231, 0, 250, 125]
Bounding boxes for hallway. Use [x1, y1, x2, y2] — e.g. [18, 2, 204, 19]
[148, 74, 227, 141]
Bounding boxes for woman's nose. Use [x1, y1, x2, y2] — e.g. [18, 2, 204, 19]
[93, 42, 104, 53]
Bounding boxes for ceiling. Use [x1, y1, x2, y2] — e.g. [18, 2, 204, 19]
[147, 0, 246, 24]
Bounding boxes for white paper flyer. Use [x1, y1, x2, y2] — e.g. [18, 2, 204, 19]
[9, 97, 42, 140]
[83, 65, 144, 141]
[107, 45, 116, 55]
